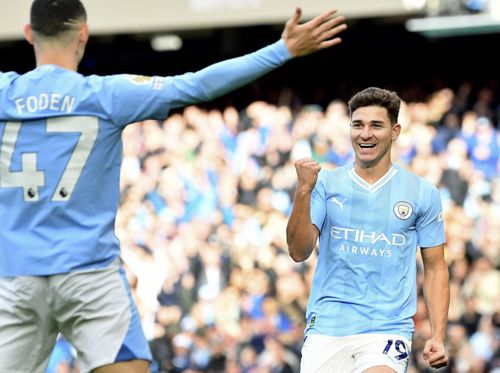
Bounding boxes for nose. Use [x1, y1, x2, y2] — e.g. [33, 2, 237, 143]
[360, 126, 372, 139]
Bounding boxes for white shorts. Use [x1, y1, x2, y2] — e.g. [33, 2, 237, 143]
[0, 260, 151, 373]
[300, 333, 412, 373]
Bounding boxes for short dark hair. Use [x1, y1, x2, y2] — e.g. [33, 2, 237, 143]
[30, 0, 87, 36]
[348, 87, 401, 124]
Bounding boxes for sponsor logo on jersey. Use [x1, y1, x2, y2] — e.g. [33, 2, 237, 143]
[330, 226, 407, 258]
[393, 201, 413, 220]
[331, 226, 405, 246]
[339, 243, 392, 257]
[330, 196, 347, 211]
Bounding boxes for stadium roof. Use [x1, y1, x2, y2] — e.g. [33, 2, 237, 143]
[0, 0, 414, 41]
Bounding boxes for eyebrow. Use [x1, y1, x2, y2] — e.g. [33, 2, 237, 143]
[351, 120, 385, 124]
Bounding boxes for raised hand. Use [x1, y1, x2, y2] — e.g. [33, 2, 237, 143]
[294, 158, 321, 192]
[282, 7, 347, 58]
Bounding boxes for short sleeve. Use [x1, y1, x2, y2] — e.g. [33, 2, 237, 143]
[310, 170, 327, 233]
[416, 184, 446, 248]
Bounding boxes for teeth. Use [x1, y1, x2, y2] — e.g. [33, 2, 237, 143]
[359, 144, 375, 148]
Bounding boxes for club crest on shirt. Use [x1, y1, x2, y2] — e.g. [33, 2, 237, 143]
[393, 201, 413, 220]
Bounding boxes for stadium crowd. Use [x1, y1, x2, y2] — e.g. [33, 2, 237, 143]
[46, 82, 500, 373]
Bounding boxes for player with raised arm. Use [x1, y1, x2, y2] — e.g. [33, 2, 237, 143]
[286, 87, 450, 372]
[0, 1, 347, 372]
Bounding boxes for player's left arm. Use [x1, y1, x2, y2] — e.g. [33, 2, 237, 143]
[107, 8, 347, 124]
[165, 8, 347, 108]
[420, 244, 449, 369]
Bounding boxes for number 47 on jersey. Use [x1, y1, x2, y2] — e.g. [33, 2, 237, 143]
[0, 116, 98, 202]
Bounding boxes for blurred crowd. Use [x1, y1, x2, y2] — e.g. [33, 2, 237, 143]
[47, 83, 500, 373]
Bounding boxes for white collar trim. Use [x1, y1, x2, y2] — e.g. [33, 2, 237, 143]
[348, 166, 398, 193]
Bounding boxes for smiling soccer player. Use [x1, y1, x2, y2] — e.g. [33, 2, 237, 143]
[287, 87, 450, 373]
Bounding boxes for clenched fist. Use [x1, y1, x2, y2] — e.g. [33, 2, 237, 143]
[294, 158, 321, 192]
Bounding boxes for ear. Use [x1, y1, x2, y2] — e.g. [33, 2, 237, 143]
[79, 23, 89, 46]
[24, 24, 34, 45]
[392, 123, 402, 141]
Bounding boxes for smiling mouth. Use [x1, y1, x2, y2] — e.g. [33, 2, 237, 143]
[358, 143, 376, 149]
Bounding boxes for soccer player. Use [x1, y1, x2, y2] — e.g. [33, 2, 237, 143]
[0, 1, 347, 372]
[286, 87, 450, 372]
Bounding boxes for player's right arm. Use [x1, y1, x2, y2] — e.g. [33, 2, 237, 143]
[286, 158, 321, 262]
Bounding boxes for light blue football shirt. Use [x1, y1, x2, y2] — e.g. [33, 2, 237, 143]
[0, 40, 291, 276]
[306, 163, 445, 339]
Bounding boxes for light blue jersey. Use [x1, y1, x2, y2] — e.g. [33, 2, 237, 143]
[0, 40, 291, 277]
[307, 164, 445, 340]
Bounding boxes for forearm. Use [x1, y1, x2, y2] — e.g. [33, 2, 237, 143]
[423, 261, 450, 342]
[286, 187, 316, 262]
[168, 40, 291, 108]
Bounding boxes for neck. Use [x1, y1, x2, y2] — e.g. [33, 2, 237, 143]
[33, 42, 80, 71]
[354, 157, 393, 184]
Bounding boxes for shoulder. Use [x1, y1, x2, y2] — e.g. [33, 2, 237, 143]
[67, 73, 142, 97]
[394, 163, 437, 192]
[320, 164, 350, 178]
[394, 165, 441, 218]
[0, 70, 17, 77]
[316, 164, 350, 190]
[318, 164, 346, 181]
[0, 71, 20, 86]
[86, 73, 168, 94]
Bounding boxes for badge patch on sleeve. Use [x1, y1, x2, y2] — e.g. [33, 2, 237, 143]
[126, 75, 164, 90]
[127, 75, 153, 85]
[309, 315, 316, 327]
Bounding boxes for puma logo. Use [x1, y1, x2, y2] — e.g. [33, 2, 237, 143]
[330, 196, 347, 211]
